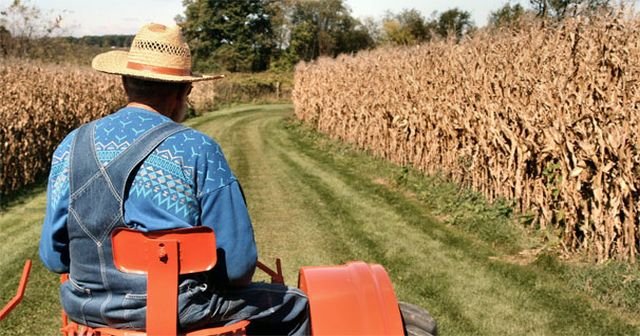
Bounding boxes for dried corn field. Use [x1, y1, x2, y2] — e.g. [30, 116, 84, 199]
[293, 15, 640, 262]
[0, 59, 220, 198]
[190, 79, 218, 113]
[0, 59, 126, 197]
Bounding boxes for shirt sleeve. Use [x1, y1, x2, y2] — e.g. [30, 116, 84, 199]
[199, 181, 257, 286]
[39, 133, 74, 274]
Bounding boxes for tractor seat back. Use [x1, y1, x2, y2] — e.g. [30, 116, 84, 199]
[60, 226, 249, 336]
[112, 226, 217, 275]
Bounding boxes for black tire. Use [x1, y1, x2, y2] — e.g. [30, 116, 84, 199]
[399, 301, 438, 336]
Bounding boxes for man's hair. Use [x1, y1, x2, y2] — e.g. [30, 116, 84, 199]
[122, 76, 190, 102]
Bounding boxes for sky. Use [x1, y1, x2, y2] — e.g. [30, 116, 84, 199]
[0, 0, 633, 37]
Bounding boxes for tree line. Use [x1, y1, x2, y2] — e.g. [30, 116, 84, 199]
[0, 0, 617, 71]
[178, 0, 615, 73]
[178, 0, 476, 72]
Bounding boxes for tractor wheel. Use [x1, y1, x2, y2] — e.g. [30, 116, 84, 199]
[399, 301, 438, 336]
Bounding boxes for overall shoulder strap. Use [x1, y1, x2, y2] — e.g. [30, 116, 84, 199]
[105, 121, 187, 202]
[69, 121, 100, 195]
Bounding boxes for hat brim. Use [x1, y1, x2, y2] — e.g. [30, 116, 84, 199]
[92, 51, 222, 83]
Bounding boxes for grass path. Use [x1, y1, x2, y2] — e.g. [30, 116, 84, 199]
[1, 104, 639, 335]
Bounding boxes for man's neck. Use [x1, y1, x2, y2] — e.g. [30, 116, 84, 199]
[126, 102, 161, 114]
[126, 100, 179, 122]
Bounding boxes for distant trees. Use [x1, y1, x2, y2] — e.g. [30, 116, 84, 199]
[0, 25, 10, 56]
[1, 0, 621, 72]
[0, 0, 62, 38]
[435, 9, 474, 40]
[489, 3, 526, 27]
[382, 9, 431, 45]
[77, 35, 133, 48]
[488, 0, 612, 28]
[178, 0, 376, 72]
[176, 1, 478, 71]
[179, 0, 274, 72]
[380, 8, 475, 45]
[529, 0, 611, 18]
[0, 0, 63, 57]
[287, 0, 374, 61]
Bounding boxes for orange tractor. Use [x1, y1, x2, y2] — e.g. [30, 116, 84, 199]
[1, 227, 436, 336]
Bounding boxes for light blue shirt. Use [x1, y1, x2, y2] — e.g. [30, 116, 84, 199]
[39, 107, 257, 284]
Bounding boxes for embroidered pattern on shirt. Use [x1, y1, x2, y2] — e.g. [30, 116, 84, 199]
[50, 132, 75, 209]
[129, 152, 198, 219]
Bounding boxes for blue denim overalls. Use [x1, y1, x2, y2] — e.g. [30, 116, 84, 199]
[61, 118, 310, 334]
[61, 120, 186, 329]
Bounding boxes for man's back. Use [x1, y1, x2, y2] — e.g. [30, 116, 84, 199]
[39, 106, 257, 328]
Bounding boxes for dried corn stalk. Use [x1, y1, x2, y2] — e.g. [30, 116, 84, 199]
[293, 14, 640, 262]
[0, 59, 126, 197]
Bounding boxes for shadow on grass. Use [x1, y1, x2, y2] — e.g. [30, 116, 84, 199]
[0, 181, 47, 212]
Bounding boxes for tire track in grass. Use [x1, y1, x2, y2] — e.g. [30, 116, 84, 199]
[227, 111, 335, 278]
[192, 105, 334, 280]
[251, 113, 485, 334]
[275, 130, 520, 335]
[274, 148, 482, 334]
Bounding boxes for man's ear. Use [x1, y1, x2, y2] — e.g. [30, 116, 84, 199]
[181, 83, 192, 99]
[170, 86, 185, 107]
[122, 77, 131, 99]
[172, 84, 186, 103]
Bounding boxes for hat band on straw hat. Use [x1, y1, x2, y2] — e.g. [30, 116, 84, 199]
[126, 61, 191, 76]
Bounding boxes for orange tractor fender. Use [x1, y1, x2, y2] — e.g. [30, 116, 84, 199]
[299, 262, 404, 335]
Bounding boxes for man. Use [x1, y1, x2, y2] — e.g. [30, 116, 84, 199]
[39, 23, 309, 335]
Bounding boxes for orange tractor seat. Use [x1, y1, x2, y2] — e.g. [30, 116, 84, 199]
[60, 226, 249, 336]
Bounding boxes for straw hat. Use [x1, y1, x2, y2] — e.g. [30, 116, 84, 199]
[92, 23, 221, 82]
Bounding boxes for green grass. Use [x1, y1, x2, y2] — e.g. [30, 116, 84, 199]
[0, 185, 63, 335]
[1, 104, 639, 335]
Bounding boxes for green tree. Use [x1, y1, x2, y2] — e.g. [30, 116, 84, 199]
[265, 0, 295, 51]
[381, 9, 430, 45]
[382, 19, 414, 45]
[288, 19, 316, 61]
[489, 2, 526, 27]
[288, 0, 374, 61]
[336, 19, 374, 54]
[435, 8, 474, 40]
[397, 9, 430, 42]
[180, 0, 274, 72]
